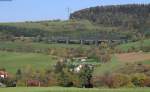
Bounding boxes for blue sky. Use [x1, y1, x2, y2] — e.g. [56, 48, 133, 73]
[0, 0, 149, 22]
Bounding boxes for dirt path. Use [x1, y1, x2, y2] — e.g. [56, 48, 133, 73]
[115, 52, 150, 62]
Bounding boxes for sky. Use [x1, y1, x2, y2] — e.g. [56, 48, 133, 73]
[0, 0, 150, 22]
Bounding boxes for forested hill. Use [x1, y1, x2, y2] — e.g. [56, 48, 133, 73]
[0, 4, 149, 42]
[70, 4, 150, 33]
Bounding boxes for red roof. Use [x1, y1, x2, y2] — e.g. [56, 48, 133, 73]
[0, 71, 8, 78]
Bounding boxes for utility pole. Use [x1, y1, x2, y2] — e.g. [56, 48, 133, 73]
[66, 7, 71, 19]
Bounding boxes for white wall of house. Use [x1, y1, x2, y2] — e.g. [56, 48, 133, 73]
[74, 65, 83, 73]
[0, 75, 4, 78]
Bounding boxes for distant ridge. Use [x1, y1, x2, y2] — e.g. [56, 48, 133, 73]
[70, 4, 150, 29]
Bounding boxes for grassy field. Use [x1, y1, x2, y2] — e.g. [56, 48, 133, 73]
[0, 87, 150, 92]
[142, 59, 150, 64]
[116, 39, 150, 51]
[94, 52, 150, 76]
[93, 55, 123, 75]
[0, 20, 117, 32]
[0, 39, 149, 75]
[0, 41, 90, 51]
[115, 52, 150, 63]
[0, 51, 57, 74]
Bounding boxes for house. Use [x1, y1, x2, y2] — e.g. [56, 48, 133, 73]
[74, 64, 94, 73]
[73, 57, 87, 62]
[0, 71, 8, 79]
[74, 64, 83, 73]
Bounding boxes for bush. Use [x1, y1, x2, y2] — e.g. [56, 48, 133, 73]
[142, 46, 150, 52]
[92, 76, 107, 87]
[77, 64, 93, 88]
[93, 73, 134, 88]
[0, 78, 16, 87]
[16, 80, 26, 87]
[131, 73, 148, 87]
[114, 48, 125, 53]
[143, 77, 150, 87]
[106, 73, 133, 88]
[56, 72, 73, 87]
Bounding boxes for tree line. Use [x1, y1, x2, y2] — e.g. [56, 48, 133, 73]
[70, 4, 150, 37]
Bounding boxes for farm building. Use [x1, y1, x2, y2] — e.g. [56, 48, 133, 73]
[0, 71, 8, 79]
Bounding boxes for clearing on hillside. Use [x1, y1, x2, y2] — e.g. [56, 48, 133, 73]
[116, 52, 150, 63]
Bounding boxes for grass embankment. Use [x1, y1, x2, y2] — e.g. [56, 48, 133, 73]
[0, 87, 150, 92]
[116, 39, 150, 52]
[0, 41, 90, 49]
[0, 41, 90, 52]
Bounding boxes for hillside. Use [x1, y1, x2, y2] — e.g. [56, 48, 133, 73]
[0, 4, 150, 88]
[0, 20, 141, 45]
[0, 4, 150, 44]
[116, 39, 150, 52]
[94, 52, 150, 76]
[0, 20, 120, 37]
[0, 41, 90, 53]
[94, 39, 150, 76]
[70, 4, 150, 37]
[0, 51, 57, 74]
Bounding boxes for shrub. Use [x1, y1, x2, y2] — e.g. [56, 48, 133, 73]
[142, 46, 150, 52]
[78, 64, 93, 88]
[0, 78, 16, 87]
[92, 76, 107, 87]
[93, 73, 134, 88]
[143, 77, 150, 87]
[131, 73, 148, 87]
[16, 79, 26, 87]
[106, 73, 133, 88]
[114, 48, 125, 53]
[56, 71, 73, 87]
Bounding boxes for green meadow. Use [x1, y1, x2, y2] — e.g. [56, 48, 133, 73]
[0, 87, 150, 92]
[117, 39, 150, 52]
[0, 51, 56, 74]
[0, 41, 90, 50]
